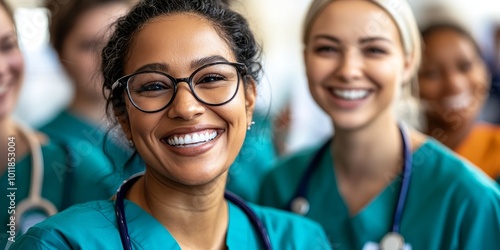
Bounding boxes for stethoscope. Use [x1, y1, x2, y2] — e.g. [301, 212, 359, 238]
[287, 124, 412, 250]
[14, 123, 58, 233]
[115, 174, 273, 250]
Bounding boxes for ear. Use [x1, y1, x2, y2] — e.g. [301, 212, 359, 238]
[114, 107, 132, 141]
[402, 53, 415, 84]
[244, 76, 257, 124]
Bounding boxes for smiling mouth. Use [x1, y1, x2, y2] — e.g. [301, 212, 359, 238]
[330, 88, 371, 100]
[441, 93, 473, 111]
[163, 130, 219, 147]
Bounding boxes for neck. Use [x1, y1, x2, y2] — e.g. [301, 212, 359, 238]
[424, 115, 475, 150]
[128, 170, 228, 250]
[0, 118, 29, 174]
[69, 92, 106, 126]
[332, 112, 403, 182]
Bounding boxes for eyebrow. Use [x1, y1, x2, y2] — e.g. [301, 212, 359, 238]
[191, 55, 229, 69]
[313, 34, 393, 44]
[0, 32, 17, 43]
[133, 55, 230, 74]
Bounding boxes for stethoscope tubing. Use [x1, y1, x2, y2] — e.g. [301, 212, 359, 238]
[115, 174, 272, 250]
[14, 123, 58, 228]
[287, 123, 413, 235]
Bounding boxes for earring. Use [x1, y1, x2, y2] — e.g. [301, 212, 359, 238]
[247, 121, 255, 131]
[128, 140, 134, 148]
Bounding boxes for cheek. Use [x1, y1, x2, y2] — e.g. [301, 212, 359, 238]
[418, 79, 441, 100]
[469, 72, 489, 104]
[7, 50, 24, 80]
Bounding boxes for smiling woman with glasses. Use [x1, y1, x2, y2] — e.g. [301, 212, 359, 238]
[11, 0, 331, 249]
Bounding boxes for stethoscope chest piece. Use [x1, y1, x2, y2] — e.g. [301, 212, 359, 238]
[380, 232, 405, 250]
[290, 197, 310, 215]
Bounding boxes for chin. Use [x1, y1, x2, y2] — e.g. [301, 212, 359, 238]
[329, 112, 373, 132]
[172, 167, 228, 187]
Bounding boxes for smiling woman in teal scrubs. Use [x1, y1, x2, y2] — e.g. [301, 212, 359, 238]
[11, 0, 331, 249]
[259, 0, 500, 249]
[40, 0, 144, 195]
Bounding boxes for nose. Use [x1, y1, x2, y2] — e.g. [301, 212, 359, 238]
[443, 70, 468, 95]
[167, 81, 205, 120]
[335, 48, 363, 83]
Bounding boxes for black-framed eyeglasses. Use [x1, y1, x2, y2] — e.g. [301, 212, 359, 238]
[111, 62, 247, 113]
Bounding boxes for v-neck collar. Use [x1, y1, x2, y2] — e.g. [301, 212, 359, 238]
[121, 199, 257, 249]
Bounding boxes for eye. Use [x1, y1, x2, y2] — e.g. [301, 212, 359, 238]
[314, 46, 340, 55]
[138, 81, 171, 92]
[364, 46, 387, 55]
[0, 37, 18, 53]
[420, 69, 440, 79]
[197, 74, 226, 84]
[458, 61, 472, 73]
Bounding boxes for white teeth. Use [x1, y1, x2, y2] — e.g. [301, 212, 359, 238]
[442, 93, 472, 111]
[333, 89, 369, 100]
[184, 134, 192, 144]
[166, 131, 218, 146]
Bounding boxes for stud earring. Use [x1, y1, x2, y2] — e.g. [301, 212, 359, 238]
[247, 121, 255, 131]
[128, 140, 134, 148]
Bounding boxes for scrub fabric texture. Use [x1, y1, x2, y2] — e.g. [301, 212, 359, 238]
[259, 138, 500, 250]
[1, 140, 112, 248]
[40, 110, 144, 193]
[11, 199, 332, 249]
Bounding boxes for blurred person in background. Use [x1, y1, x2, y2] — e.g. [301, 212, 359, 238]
[39, 0, 144, 192]
[0, 1, 116, 247]
[259, 0, 500, 248]
[218, 0, 279, 203]
[418, 22, 500, 183]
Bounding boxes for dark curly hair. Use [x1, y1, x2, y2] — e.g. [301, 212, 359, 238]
[102, 0, 262, 121]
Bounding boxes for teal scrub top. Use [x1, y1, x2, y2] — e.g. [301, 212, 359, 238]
[227, 113, 277, 203]
[0, 140, 112, 248]
[11, 199, 332, 249]
[259, 138, 500, 249]
[40, 110, 144, 193]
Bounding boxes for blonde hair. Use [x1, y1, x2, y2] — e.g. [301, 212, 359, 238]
[303, 0, 423, 128]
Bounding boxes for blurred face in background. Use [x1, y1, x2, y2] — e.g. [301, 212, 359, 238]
[0, 6, 24, 120]
[419, 29, 489, 127]
[60, 3, 128, 102]
[304, 0, 409, 131]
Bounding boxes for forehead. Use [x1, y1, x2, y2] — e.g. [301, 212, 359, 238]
[0, 7, 14, 35]
[310, 0, 400, 43]
[423, 30, 477, 59]
[125, 13, 234, 74]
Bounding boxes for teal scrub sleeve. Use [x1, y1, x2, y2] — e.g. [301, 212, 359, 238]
[459, 187, 500, 248]
[9, 227, 70, 250]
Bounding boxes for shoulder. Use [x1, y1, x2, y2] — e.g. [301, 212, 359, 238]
[259, 142, 327, 207]
[31, 200, 116, 231]
[249, 203, 332, 249]
[12, 200, 117, 249]
[413, 138, 500, 202]
[266, 142, 327, 180]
